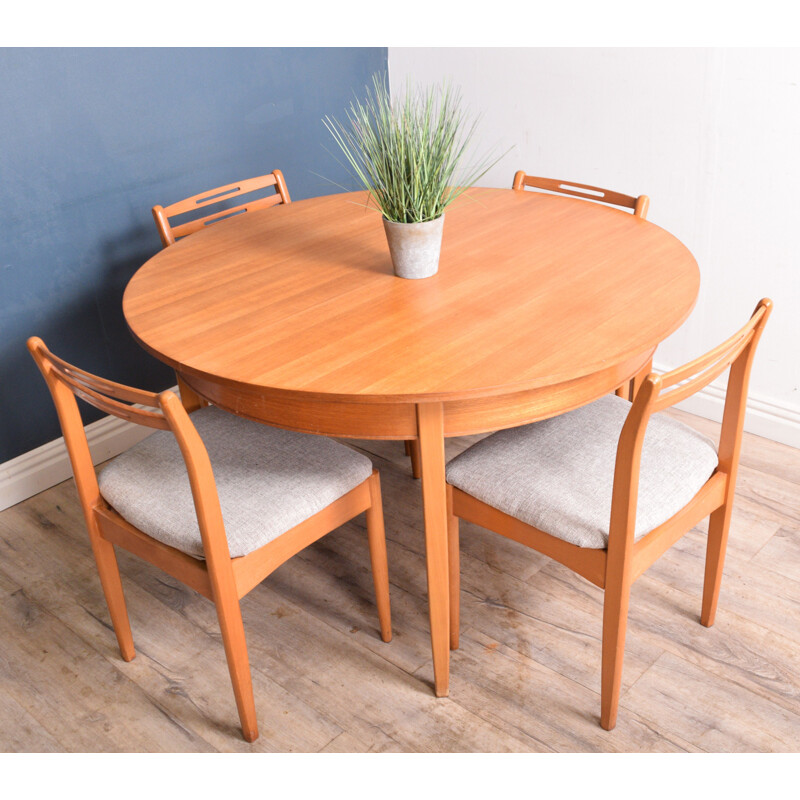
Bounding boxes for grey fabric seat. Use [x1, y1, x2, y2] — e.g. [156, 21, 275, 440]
[446, 395, 719, 549]
[99, 405, 373, 559]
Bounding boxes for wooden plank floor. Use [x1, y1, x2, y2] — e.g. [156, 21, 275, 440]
[1, 409, 799, 752]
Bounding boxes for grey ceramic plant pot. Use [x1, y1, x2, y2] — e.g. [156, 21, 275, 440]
[382, 215, 445, 279]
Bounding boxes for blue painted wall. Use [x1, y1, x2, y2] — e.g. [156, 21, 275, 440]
[0, 47, 387, 463]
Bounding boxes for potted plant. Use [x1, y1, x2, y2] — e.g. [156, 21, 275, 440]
[324, 74, 504, 279]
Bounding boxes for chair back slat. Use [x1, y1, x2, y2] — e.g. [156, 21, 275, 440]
[512, 170, 648, 218]
[653, 303, 769, 412]
[59, 371, 171, 430]
[28, 338, 171, 430]
[153, 169, 291, 247]
[168, 193, 283, 241]
[167, 174, 280, 215]
[45, 349, 162, 407]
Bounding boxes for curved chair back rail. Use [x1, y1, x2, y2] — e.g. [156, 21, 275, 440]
[26, 336, 390, 743]
[447, 298, 772, 731]
[512, 170, 649, 219]
[152, 169, 291, 247]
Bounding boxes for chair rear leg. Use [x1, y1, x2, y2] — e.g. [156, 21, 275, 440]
[447, 493, 460, 651]
[405, 439, 422, 479]
[701, 503, 733, 627]
[366, 473, 392, 643]
[600, 578, 632, 730]
[89, 534, 135, 661]
[214, 588, 259, 742]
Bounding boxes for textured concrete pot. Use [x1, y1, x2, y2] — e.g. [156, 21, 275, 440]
[382, 215, 445, 279]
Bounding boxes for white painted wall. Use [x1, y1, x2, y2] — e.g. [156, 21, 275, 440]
[389, 48, 800, 447]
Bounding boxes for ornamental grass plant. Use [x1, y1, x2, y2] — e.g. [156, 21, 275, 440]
[324, 74, 503, 224]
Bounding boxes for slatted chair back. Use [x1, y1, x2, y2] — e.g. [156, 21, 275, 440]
[152, 169, 291, 247]
[512, 170, 650, 218]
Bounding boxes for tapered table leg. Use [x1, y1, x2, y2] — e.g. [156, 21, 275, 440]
[416, 402, 450, 697]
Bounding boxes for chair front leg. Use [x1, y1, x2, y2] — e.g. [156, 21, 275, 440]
[600, 575, 632, 731]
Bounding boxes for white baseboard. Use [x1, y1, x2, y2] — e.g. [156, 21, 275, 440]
[652, 361, 800, 450]
[0, 386, 179, 513]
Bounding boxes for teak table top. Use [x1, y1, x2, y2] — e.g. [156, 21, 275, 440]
[124, 187, 700, 701]
[124, 188, 699, 405]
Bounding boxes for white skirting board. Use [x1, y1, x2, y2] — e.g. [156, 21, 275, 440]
[1, 379, 798, 513]
[0, 386, 179, 513]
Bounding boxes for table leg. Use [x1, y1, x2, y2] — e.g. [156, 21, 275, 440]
[176, 373, 207, 412]
[416, 402, 450, 697]
[630, 357, 654, 401]
[615, 355, 654, 401]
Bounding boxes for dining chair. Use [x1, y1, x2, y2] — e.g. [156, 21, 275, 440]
[152, 169, 291, 247]
[445, 298, 772, 730]
[27, 337, 391, 743]
[513, 170, 652, 403]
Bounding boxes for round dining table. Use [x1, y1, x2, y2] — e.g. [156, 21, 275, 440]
[124, 187, 700, 698]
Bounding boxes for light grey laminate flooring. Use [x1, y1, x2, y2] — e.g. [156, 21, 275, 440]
[1, 409, 798, 752]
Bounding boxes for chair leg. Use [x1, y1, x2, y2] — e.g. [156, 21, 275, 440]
[366, 473, 392, 643]
[214, 588, 259, 742]
[701, 503, 733, 627]
[405, 439, 422, 479]
[600, 577, 632, 731]
[447, 495, 460, 651]
[90, 535, 135, 661]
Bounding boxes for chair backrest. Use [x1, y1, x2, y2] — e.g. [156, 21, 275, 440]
[512, 170, 650, 219]
[152, 169, 292, 247]
[27, 338, 230, 560]
[608, 298, 772, 548]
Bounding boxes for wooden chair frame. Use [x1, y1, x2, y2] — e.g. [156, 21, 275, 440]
[447, 299, 772, 730]
[27, 337, 390, 743]
[152, 169, 291, 247]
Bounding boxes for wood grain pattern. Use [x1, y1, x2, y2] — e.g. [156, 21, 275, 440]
[126, 188, 697, 404]
[512, 171, 650, 404]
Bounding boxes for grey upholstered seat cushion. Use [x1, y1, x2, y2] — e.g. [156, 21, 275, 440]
[446, 395, 719, 549]
[98, 405, 373, 559]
